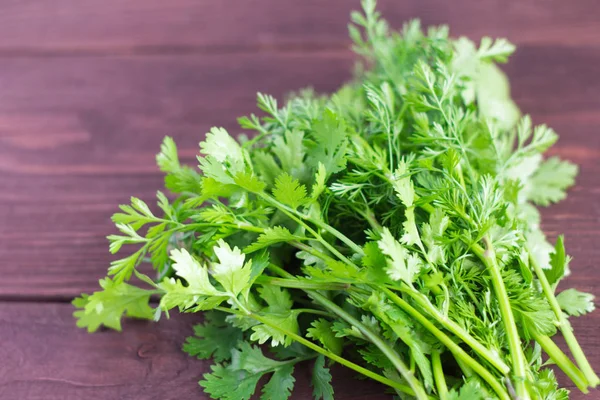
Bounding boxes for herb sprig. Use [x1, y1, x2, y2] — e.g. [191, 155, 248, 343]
[75, 1, 597, 399]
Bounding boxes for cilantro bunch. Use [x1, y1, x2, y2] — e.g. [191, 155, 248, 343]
[74, 1, 598, 399]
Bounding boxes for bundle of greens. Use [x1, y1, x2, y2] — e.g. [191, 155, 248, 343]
[74, 1, 598, 399]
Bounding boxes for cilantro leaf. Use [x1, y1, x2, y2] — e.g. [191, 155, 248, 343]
[183, 311, 243, 362]
[261, 363, 296, 400]
[200, 127, 245, 174]
[310, 162, 327, 201]
[73, 279, 154, 332]
[272, 173, 308, 209]
[378, 227, 422, 283]
[307, 109, 349, 176]
[170, 248, 221, 296]
[307, 319, 343, 355]
[556, 289, 595, 317]
[201, 342, 298, 400]
[245, 226, 299, 253]
[448, 378, 485, 400]
[200, 364, 261, 400]
[477, 37, 515, 63]
[312, 355, 334, 400]
[528, 157, 578, 206]
[545, 235, 570, 286]
[212, 240, 253, 296]
[272, 130, 306, 178]
[156, 136, 203, 194]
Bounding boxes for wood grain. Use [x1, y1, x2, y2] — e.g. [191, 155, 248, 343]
[0, 0, 598, 54]
[0, 0, 598, 398]
[1, 47, 600, 297]
[0, 303, 391, 400]
[0, 302, 596, 399]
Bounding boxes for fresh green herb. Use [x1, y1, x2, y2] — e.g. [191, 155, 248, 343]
[74, 1, 598, 399]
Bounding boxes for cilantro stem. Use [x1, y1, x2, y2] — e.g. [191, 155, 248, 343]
[266, 263, 428, 399]
[258, 192, 364, 256]
[306, 290, 429, 400]
[380, 287, 511, 400]
[258, 193, 358, 265]
[431, 351, 448, 400]
[216, 306, 420, 398]
[456, 357, 473, 378]
[255, 275, 349, 291]
[290, 241, 340, 265]
[285, 234, 511, 380]
[532, 332, 589, 393]
[294, 308, 332, 317]
[386, 285, 510, 374]
[528, 254, 599, 387]
[473, 239, 530, 400]
[185, 222, 265, 234]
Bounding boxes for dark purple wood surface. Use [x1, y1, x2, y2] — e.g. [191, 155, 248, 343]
[0, 0, 598, 398]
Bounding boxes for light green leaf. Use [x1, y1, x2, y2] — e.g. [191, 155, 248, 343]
[234, 170, 266, 193]
[391, 160, 414, 207]
[400, 207, 424, 250]
[170, 248, 221, 296]
[528, 157, 578, 206]
[258, 285, 293, 313]
[448, 378, 485, 400]
[250, 313, 299, 347]
[73, 279, 154, 332]
[545, 235, 568, 286]
[307, 319, 343, 355]
[253, 151, 282, 186]
[273, 130, 306, 175]
[272, 173, 308, 209]
[245, 226, 298, 253]
[477, 37, 515, 63]
[307, 108, 349, 176]
[557, 289, 595, 317]
[156, 136, 180, 172]
[310, 162, 327, 201]
[212, 240, 253, 296]
[422, 208, 449, 265]
[200, 127, 245, 174]
[378, 227, 421, 283]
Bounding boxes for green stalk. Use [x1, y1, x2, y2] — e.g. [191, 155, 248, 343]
[217, 307, 418, 397]
[389, 285, 510, 374]
[267, 264, 428, 400]
[258, 193, 357, 266]
[532, 332, 589, 393]
[255, 275, 349, 291]
[294, 308, 332, 317]
[307, 290, 429, 400]
[259, 192, 364, 256]
[380, 287, 511, 400]
[432, 351, 448, 400]
[473, 239, 530, 400]
[456, 357, 473, 378]
[529, 254, 599, 387]
[290, 241, 340, 265]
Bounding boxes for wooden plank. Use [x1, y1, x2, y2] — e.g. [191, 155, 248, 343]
[0, 303, 389, 399]
[0, 0, 598, 53]
[1, 46, 600, 297]
[0, 52, 351, 297]
[0, 302, 596, 399]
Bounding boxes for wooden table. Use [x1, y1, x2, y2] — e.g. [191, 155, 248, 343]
[0, 1, 598, 399]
